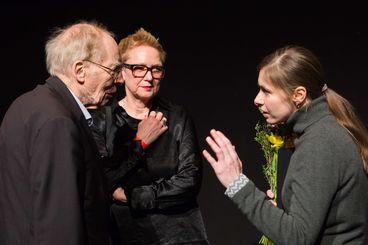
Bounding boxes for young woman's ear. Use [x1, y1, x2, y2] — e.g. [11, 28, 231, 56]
[292, 86, 307, 108]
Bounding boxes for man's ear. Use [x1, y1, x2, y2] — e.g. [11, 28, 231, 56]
[292, 86, 307, 108]
[73, 60, 86, 84]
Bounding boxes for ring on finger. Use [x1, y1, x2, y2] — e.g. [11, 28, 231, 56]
[162, 117, 167, 126]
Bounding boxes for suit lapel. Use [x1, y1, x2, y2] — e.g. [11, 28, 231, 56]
[45, 76, 101, 157]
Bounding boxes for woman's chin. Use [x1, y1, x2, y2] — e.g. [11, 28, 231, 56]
[265, 118, 280, 125]
[137, 93, 157, 101]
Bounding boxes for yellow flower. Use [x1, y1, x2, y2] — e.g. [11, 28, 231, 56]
[267, 133, 284, 151]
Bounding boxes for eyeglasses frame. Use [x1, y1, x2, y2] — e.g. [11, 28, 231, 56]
[84, 59, 123, 81]
[122, 63, 165, 79]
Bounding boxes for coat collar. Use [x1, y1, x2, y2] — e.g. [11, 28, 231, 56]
[45, 76, 85, 121]
[286, 95, 331, 134]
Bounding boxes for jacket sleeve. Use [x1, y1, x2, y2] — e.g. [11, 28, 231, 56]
[30, 117, 86, 245]
[126, 112, 203, 211]
[103, 141, 144, 193]
[89, 106, 144, 193]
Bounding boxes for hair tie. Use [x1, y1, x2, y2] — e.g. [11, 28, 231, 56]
[321, 83, 328, 93]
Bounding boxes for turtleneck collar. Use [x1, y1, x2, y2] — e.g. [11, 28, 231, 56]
[286, 95, 331, 134]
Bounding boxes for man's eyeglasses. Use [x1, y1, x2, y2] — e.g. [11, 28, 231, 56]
[123, 64, 165, 79]
[84, 60, 123, 81]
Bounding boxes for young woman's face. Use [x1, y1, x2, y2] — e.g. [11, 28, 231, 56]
[254, 69, 296, 125]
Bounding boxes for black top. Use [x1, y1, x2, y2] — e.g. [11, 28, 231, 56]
[89, 97, 209, 244]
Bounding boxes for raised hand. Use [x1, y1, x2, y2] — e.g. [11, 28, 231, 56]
[202, 129, 243, 188]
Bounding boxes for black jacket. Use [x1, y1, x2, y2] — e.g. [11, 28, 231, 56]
[89, 97, 208, 244]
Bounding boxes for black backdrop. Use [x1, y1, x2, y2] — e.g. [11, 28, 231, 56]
[1, 1, 367, 244]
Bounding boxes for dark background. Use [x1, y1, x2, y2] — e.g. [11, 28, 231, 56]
[1, 1, 367, 244]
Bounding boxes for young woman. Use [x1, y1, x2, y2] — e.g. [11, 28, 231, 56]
[203, 45, 368, 244]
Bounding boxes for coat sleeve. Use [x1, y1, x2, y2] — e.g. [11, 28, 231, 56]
[89, 106, 144, 193]
[126, 112, 203, 211]
[30, 117, 85, 245]
[103, 141, 144, 193]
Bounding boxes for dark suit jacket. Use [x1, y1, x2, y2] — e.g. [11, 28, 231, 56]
[0, 76, 109, 245]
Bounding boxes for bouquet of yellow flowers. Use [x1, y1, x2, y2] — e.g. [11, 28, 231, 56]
[255, 122, 295, 245]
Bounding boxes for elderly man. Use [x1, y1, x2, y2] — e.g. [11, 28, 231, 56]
[0, 21, 167, 245]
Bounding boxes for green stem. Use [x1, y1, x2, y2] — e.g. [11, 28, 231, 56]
[259, 152, 278, 245]
[272, 152, 278, 200]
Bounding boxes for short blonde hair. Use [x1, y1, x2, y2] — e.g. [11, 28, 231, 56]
[118, 28, 166, 63]
[45, 20, 115, 75]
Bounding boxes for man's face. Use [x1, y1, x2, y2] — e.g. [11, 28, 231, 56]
[83, 34, 121, 107]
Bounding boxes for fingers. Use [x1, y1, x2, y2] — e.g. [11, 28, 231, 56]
[148, 110, 156, 118]
[202, 149, 218, 167]
[148, 111, 167, 128]
[112, 187, 124, 202]
[203, 129, 243, 188]
[137, 111, 168, 146]
[148, 111, 163, 121]
[209, 129, 235, 162]
[266, 189, 275, 199]
[155, 111, 164, 120]
[215, 130, 239, 159]
[266, 189, 277, 206]
[205, 134, 224, 161]
[159, 123, 168, 134]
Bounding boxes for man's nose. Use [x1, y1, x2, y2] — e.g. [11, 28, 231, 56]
[114, 72, 124, 85]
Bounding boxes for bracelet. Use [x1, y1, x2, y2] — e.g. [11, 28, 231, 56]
[134, 136, 148, 150]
